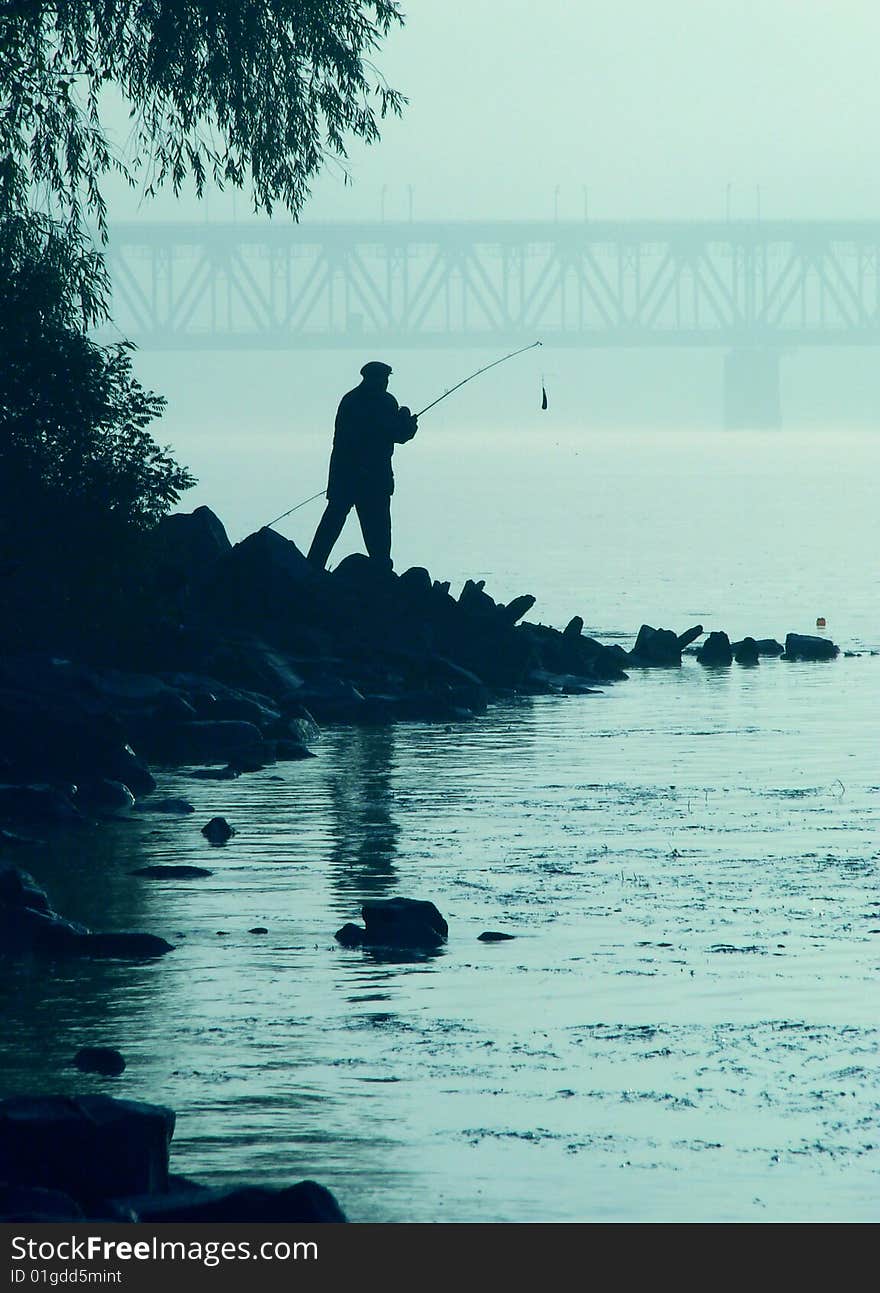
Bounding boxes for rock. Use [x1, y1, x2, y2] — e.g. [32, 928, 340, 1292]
[733, 636, 760, 665]
[132, 866, 213, 879]
[295, 678, 365, 723]
[74, 932, 175, 959]
[0, 872, 174, 960]
[630, 625, 684, 667]
[361, 897, 448, 949]
[517, 623, 626, 684]
[202, 816, 234, 844]
[151, 505, 232, 588]
[134, 796, 195, 814]
[274, 739, 316, 761]
[0, 1095, 175, 1200]
[478, 930, 516, 942]
[0, 683, 154, 793]
[73, 778, 135, 815]
[783, 632, 839, 661]
[334, 922, 365, 948]
[106, 746, 156, 797]
[500, 593, 536, 626]
[732, 637, 784, 657]
[563, 616, 584, 638]
[203, 693, 282, 729]
[276, 708, 320, 745]
[73, 1047, 126, 1077]
[398, 566, 433, 599]
[190, 765, 241, 781]
[0, 784, 85, 825]
[122, 1180, 346, 1223]
[0, 865, 51, 914]
[248, 926, 268, 935]
[677, 624, 704, 650]
[0, 1184, 85, 1222]
[697, 631, 733, 666]
[150, 720, 267, 766]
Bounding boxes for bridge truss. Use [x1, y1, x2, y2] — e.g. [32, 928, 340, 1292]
[105, 220, 880, 350]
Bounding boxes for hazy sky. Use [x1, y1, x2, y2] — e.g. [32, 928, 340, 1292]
[107, 0, 880, 224]
[104, 0, 880, 504]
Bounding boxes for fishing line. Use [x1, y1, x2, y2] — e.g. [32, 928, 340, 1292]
[265, 340, 543, 530]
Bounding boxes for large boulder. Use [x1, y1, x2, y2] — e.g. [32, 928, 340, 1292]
[198, 527, 318, 635]
[151, 505, 232, 589]
[361, 897, 448, 949]
[0, 1096, 174, 1201]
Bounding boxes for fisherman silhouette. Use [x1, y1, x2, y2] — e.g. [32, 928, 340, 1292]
[307, 361, 418, 570]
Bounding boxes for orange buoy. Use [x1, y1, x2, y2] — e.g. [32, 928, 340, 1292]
[816, 617, 826, 628]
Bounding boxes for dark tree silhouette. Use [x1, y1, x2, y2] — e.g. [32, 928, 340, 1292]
[0, 1, 406, 246]
[0, 214, 195, 648]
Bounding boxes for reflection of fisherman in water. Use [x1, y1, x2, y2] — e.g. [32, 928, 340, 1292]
[307, 361, 418, 571]
[327, 727, 400, 903]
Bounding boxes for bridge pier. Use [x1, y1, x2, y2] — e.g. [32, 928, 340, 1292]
[723, 349, 782, 429]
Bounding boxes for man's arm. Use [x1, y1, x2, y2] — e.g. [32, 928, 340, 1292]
[393, 404, 418, 443]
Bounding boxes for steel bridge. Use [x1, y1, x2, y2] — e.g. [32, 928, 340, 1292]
[104, 219, 880, 425]
[106, 219, 880, 350]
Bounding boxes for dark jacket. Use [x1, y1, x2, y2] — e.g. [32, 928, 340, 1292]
[326, 384, 416, 501]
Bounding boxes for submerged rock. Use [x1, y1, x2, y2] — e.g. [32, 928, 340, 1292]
[334, 922, 365, 948]
[73, 1047, 126, 1077]
[478, 930, 516, 942]
[132, 865, 213, 879]
[201, 816, 234, 844]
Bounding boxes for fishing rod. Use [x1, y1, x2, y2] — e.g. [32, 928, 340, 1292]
[414, 339, 542, 417]
[264, 340, 542, 531]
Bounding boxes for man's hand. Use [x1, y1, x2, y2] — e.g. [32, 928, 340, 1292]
[396, 406, 418, 442]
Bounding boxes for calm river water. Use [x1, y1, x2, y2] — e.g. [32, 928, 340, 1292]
[2, 429, 879, 1222]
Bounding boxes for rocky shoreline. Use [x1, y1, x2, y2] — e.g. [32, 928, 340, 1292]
[0, 505, 843, 1220]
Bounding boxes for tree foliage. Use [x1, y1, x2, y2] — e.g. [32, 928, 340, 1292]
[1, 1, 406, 251]
[0, 214, 196, 647]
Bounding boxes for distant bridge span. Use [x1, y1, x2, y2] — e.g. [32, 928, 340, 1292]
[106, 219, 880, 351]
[105, 219, 880, 426]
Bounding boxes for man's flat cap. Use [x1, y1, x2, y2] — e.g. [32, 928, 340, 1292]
[360, 360, 392, 378]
